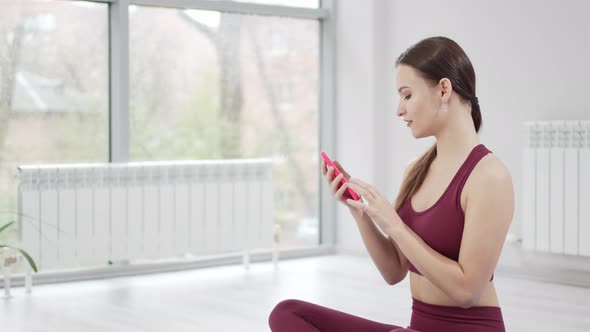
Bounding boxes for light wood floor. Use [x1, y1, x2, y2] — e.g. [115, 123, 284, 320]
[1, 254, 589, 331]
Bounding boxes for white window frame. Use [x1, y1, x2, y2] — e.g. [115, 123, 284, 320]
[67, 0, 337, 251]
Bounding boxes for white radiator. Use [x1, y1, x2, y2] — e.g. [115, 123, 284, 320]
[17, 159, 275, 271]
[522, 121, 590, 256]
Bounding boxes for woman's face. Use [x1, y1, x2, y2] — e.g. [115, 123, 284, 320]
[395, 64, 444, 138]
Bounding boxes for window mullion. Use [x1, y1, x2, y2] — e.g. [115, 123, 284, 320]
[109, 0, 130, 162]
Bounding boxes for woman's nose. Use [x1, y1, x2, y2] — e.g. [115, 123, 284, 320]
[396, 105, 405, 117]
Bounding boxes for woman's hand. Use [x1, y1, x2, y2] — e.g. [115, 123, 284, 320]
[321, 158, 358, 211]
[345, 178, 405, 235]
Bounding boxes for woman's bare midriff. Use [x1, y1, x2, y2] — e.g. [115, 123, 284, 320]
[409, 271, 500, 307]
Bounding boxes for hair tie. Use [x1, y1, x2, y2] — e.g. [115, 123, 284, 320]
[471, 96, 479, 107]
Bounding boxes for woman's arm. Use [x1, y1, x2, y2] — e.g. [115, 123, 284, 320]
[352, 161, 416, 285]
[388, 159, 514, 308]
[350, 207, 408, 285]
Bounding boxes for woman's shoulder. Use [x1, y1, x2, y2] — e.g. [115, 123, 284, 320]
[469, 149, 512, 191]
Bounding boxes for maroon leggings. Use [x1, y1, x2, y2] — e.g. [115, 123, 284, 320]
[269, 297, 506, 332]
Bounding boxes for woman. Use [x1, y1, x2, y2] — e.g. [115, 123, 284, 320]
[268, 36, 514, 332]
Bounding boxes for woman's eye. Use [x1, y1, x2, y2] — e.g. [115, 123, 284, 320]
[404, 94, 412, 100]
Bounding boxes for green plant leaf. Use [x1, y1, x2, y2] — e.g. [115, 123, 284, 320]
[0, 245, 38, 272]
[0, 221, 15, 235]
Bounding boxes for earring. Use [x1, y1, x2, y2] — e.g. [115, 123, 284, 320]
[441, 102, 448, 112]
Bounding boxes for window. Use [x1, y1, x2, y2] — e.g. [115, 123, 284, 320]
[1, 0, 331, 252]
[0, 0, 108, 241]
[24, 13, 57, 34]
[269, 30, 291, 57]
[214, 0, 320, 8]
[274, 81, 295, 111]
[129, 6, 320, 247]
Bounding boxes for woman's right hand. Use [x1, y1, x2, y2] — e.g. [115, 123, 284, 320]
[321, 158, 360, 212]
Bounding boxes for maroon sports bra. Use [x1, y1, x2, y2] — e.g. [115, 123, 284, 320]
[396, 144, 494, 282]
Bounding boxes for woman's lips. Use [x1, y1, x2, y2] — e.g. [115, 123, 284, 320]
[407, 121, 413, 127]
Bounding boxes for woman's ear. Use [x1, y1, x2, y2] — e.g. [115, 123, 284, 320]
[438, 78, 452, 103]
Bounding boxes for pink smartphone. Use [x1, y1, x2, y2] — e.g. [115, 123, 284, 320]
[320, 151, 361, 201]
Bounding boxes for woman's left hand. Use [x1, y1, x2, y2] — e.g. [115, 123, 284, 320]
[346, 178, 405, 236]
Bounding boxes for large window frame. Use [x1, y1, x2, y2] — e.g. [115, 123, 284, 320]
[89, 0, 337, 249]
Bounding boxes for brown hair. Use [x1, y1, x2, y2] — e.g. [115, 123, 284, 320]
[393, 36, 482, 211]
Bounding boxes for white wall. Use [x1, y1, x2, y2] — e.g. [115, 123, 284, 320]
[334, 0, 398, 255]
[334, 0, 377, 254]
[335, 0, 590, 254]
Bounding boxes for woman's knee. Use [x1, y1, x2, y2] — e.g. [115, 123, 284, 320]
[269, 299, 306, 327]
[273, 299, 306, 312]
[270, 299, 307, 317]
